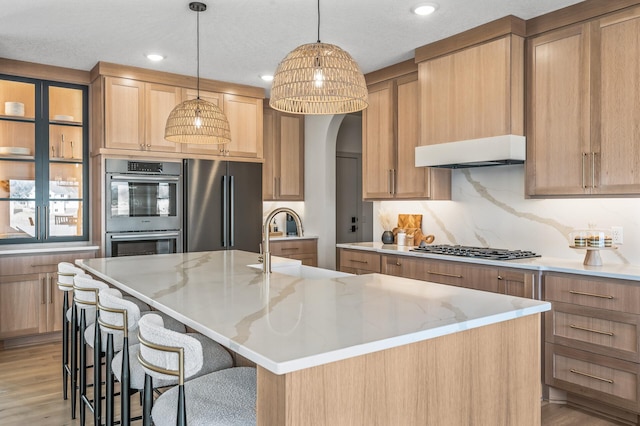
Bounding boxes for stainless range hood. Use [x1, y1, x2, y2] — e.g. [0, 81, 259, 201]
[415, 135, 526, 169]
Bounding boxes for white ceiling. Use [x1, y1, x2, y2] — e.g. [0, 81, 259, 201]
[1, 0, 583, 92]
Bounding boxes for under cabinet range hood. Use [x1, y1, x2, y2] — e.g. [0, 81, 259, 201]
[415, 135, 526, 168]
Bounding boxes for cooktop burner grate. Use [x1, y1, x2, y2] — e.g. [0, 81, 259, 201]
[410, 244, 541, 260]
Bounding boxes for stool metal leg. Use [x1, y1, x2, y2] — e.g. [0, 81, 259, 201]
[121, 338, 130, 426]
[93, 312, 102, 426]
[79, 309, 87, 426]
[71, 303, 78, 419]
[142, 375, 153, 426]
[62, 291, 69, 400]
[105, 334, 114, 426]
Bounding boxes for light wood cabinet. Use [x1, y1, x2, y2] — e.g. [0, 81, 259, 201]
[544, 272, 640, 414]
[180, 89, 224, 156]
[362, 72, 450, 200]
[104, 77, 181, 153]
[338, 249, 380, 275]
[263, 105, 304, 200]
[419, 34, 524, 146]
[219, 94, 263, 159]
[270, 239, 317, 267]
[527, 6, 640, 196]
[0, 251, 95, 340]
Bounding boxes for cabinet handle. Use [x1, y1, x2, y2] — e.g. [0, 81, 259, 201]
[31, 263, 58, 268]
[36, 206, 41, 240]
[350, 259, 368, 264]
[281, 247, 299, 251]
[569, 324, 614, 336]
[41, 276, 47, 305]
[569, 290, 614, 300]
[273, 178, 277, 198]
[44, 206, 49, 239]
[427, 270, 462, 279]
[592, 152, 597, 188]
[497, 275, 503, 280]
[391, 169, 396, 195]
[388, 170, 393, 195]
[396, 260, 401, 266]
[48, 275, 53, 304]
[570, 368, 613, 384]
[582, 153, 587, 189]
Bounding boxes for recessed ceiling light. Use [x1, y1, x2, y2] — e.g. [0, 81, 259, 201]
[412, 3, 438, 16]
[260, 74, 274, 82]
[146, 53, 165, 62]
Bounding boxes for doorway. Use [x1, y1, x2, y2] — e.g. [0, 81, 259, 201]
[335, 114, 372, 244]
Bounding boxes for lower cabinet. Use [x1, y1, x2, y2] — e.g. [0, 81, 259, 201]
[0, 250, 95, 340]
[270, 239, 317, 267]
[338, 249, 381, 275]
[544, 272, 640, 419]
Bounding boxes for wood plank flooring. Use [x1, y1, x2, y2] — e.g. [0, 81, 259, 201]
[0, 341, 628, 425]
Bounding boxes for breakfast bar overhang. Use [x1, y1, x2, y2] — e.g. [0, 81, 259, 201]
[78, 250, 550, 425]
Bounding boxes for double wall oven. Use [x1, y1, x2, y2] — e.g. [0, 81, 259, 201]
[105, 159, 182, 257]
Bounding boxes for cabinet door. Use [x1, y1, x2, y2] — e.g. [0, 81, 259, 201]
[363, 80, 395, 199]
[498, 269, 535, 298]
[395, 73, 429, 199]
[278, 113, 304, 200]
[593, 7, 640, 194]
[223, 94, 262, 158]
[420, 36, 516, 146]
[381, 255, 430, 281]
[180, 89, 225, 156]
[47, 272, 64, 333]
[104, 77, 145, 151]
[262, 106, 277, 200]
[0, 274, 43, 339]
[526, 24, 591, 196]
[145, 83, 182, 153]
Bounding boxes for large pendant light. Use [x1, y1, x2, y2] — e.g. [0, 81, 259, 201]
[165, 2, 231, 145]
[269, 0, 368, 115]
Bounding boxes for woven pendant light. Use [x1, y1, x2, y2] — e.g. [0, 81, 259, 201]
[269, 0, 368, 115]
[165, 2, 231, 145]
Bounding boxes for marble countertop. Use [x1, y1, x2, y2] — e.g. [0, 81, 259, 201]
[337, 242, 640, 281]
[0, 242, 100, 256]
[78, 250, 549, 375]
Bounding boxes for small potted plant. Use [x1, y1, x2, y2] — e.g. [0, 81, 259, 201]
[378, 208, 395, 244]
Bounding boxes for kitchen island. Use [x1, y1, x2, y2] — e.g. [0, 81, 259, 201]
[78, 250, 550, 425]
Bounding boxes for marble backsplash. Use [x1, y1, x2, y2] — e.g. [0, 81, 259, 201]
[375, 165, 640, 265]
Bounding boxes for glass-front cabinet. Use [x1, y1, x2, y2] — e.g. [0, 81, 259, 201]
[0, 75, 88, 243]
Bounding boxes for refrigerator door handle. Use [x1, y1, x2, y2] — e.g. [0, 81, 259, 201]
[222, 175, 228, 248]
[230, 175, 235, 247]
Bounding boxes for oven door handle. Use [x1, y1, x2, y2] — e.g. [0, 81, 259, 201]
[109, 232, 181, 240]
[109, 175, 180, 182]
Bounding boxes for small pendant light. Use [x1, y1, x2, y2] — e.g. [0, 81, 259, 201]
[165, 2, 231, 144]
[269, 0, 368, 115]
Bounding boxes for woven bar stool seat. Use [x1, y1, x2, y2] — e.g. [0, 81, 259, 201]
[137, 314, 255, 426]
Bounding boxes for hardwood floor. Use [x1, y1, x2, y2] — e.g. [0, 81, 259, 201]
[0, 341, 628, 426]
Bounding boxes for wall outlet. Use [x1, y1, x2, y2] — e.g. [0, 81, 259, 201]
[612, 226, 623, 244]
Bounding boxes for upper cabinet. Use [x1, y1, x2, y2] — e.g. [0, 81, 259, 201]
[362, 69, 451, 200]
[103, 77, 181, 153]
[527, 6, 640, 196]
[0, 74, 89, 244]
[90, 62, 265, 160]
[263, 104, 304, 201]
[417, 29, 525, 146]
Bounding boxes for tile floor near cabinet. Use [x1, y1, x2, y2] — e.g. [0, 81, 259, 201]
[0, 341, 626, 426]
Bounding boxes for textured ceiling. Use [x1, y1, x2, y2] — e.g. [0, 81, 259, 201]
[1, 0, 583, 92]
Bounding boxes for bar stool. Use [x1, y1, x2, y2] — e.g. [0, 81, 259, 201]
[74, 274, 109, 426]
[96, 288, 191, 426]
[56, 262, 84, 417]
[137, 313, 255, 426]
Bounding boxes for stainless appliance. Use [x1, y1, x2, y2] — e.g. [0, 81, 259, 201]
[105, 159, 183, 257]
[105, 230, 181, 257]
[184, 159, 262, 253]
[105, 159, 182, 232]
[411, 243, 540, 260]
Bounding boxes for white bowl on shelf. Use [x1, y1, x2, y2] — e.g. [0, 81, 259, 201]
[53, 114, 74, 121]
[4, 102, 25, 117]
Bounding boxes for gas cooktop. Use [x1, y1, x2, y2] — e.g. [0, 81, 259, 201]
[410, 244, 541, 261]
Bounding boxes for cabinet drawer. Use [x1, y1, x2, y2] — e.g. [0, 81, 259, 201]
[270, 239, 317, 256]
[339, 249, 380, 274]
[545, 273, 640, 314]
[545, 343, 640, 412]
[0, 251, 96, 276]
[422, 260, 467, 287]
[546, 302, 640, 362]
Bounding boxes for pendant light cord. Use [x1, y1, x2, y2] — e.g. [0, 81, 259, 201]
[196, 7, 201, 99]
[317, 0, 320, 43]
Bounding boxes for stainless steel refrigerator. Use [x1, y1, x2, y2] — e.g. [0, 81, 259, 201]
[183, 159, 262, 253]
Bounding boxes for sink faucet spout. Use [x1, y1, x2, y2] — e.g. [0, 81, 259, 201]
[262, 208, 303, 273]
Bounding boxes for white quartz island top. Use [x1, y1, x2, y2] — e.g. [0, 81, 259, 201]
[78, 250, 549, 375]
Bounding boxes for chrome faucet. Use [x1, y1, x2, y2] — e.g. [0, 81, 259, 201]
[261, 208, 303, 273]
